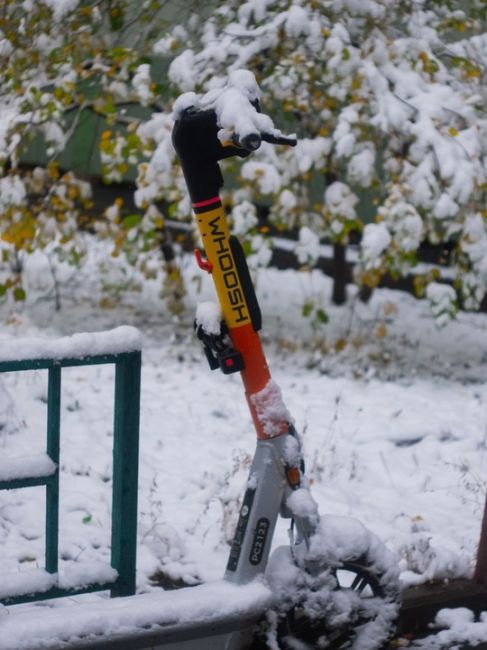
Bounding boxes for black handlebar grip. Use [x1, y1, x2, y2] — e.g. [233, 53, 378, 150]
[261, 133, 298, 147]
[237, 132, 297, 151]
[239, 133, 262, 151]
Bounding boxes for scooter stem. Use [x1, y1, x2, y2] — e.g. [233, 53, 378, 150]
[173, 108, 289, 440]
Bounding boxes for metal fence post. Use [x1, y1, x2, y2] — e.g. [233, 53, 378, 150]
[474, 494, 487, 584]
[111, 351, 141, 597]
[46, 364, 61, 574]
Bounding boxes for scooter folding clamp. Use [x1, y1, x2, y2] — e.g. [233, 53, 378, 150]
[194, 319, 245, 375]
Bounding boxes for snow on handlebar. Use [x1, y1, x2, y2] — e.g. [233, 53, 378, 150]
[173, 70, 297, 152]
[172, 70, 298, 202]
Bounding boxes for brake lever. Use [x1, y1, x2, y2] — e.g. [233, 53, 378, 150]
[261, 133, 298, 147]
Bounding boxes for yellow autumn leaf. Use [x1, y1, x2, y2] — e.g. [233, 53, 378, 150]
[376, 323, 387, 339]
[47, 162, 60, 180]
[383, 301, 398, 317]
[335, 338, 347, 352]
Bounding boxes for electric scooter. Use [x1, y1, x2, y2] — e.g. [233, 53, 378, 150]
[172, 71, 400, 650]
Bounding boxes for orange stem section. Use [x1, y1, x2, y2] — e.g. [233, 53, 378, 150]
[229, 325, 288, 441]
[229, 323, 270, 395]
[193, 200, 289, 440]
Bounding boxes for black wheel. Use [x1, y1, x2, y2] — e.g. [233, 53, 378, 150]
[265, 516, 401, 650]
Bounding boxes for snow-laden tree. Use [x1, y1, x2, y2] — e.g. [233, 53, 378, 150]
[2, 0, 486, 321]
[150, 0, 487, 320]
[0, 0, 190, 304]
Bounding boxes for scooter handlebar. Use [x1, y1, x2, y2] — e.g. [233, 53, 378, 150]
[262, 132, 298, 147]
[172, 107, 297, 203]
[236, 132, 298, 152]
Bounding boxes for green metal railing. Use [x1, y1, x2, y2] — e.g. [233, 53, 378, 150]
[0, 350, 141, 605]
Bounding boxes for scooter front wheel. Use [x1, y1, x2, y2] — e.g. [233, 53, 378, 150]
[264, 516, 401, 650]
[282, 559, 395, 649]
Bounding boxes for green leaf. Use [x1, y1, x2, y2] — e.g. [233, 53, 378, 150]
[154, 83, 167, 95]
[126, 133, 141, 148]
[122, 214, 142, 230]
[0, 285, 6, 297]
[315, 308, 329, 324]
[110, 47, 129, 60]
[302, 301, 313, 318]
[109, 5, 125, 31]
[103, 101, 117, 115]
[13, 287, 26, 301]
[242, 240, 253, 256]
[82, 515, 92, 524]
[49, 48, 63, 64]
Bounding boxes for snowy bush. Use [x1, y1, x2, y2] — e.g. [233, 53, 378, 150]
[426, 282, 458, 327]
[296, 226, 320, 266]
[155, 0, 487, 322]
[0, 1, 183, 304]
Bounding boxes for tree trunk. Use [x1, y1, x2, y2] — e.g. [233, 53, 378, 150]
[332, 243, 347, 305]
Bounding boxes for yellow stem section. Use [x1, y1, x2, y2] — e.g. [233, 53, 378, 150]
[196, 206, 252, 330]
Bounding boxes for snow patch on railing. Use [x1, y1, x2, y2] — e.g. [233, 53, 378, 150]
[0, 562, 118, 600]
[0, 326, 142, 363]
[0, 453, 56, 483]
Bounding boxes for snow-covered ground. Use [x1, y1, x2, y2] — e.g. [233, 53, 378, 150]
[1, 241, 487, 647]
